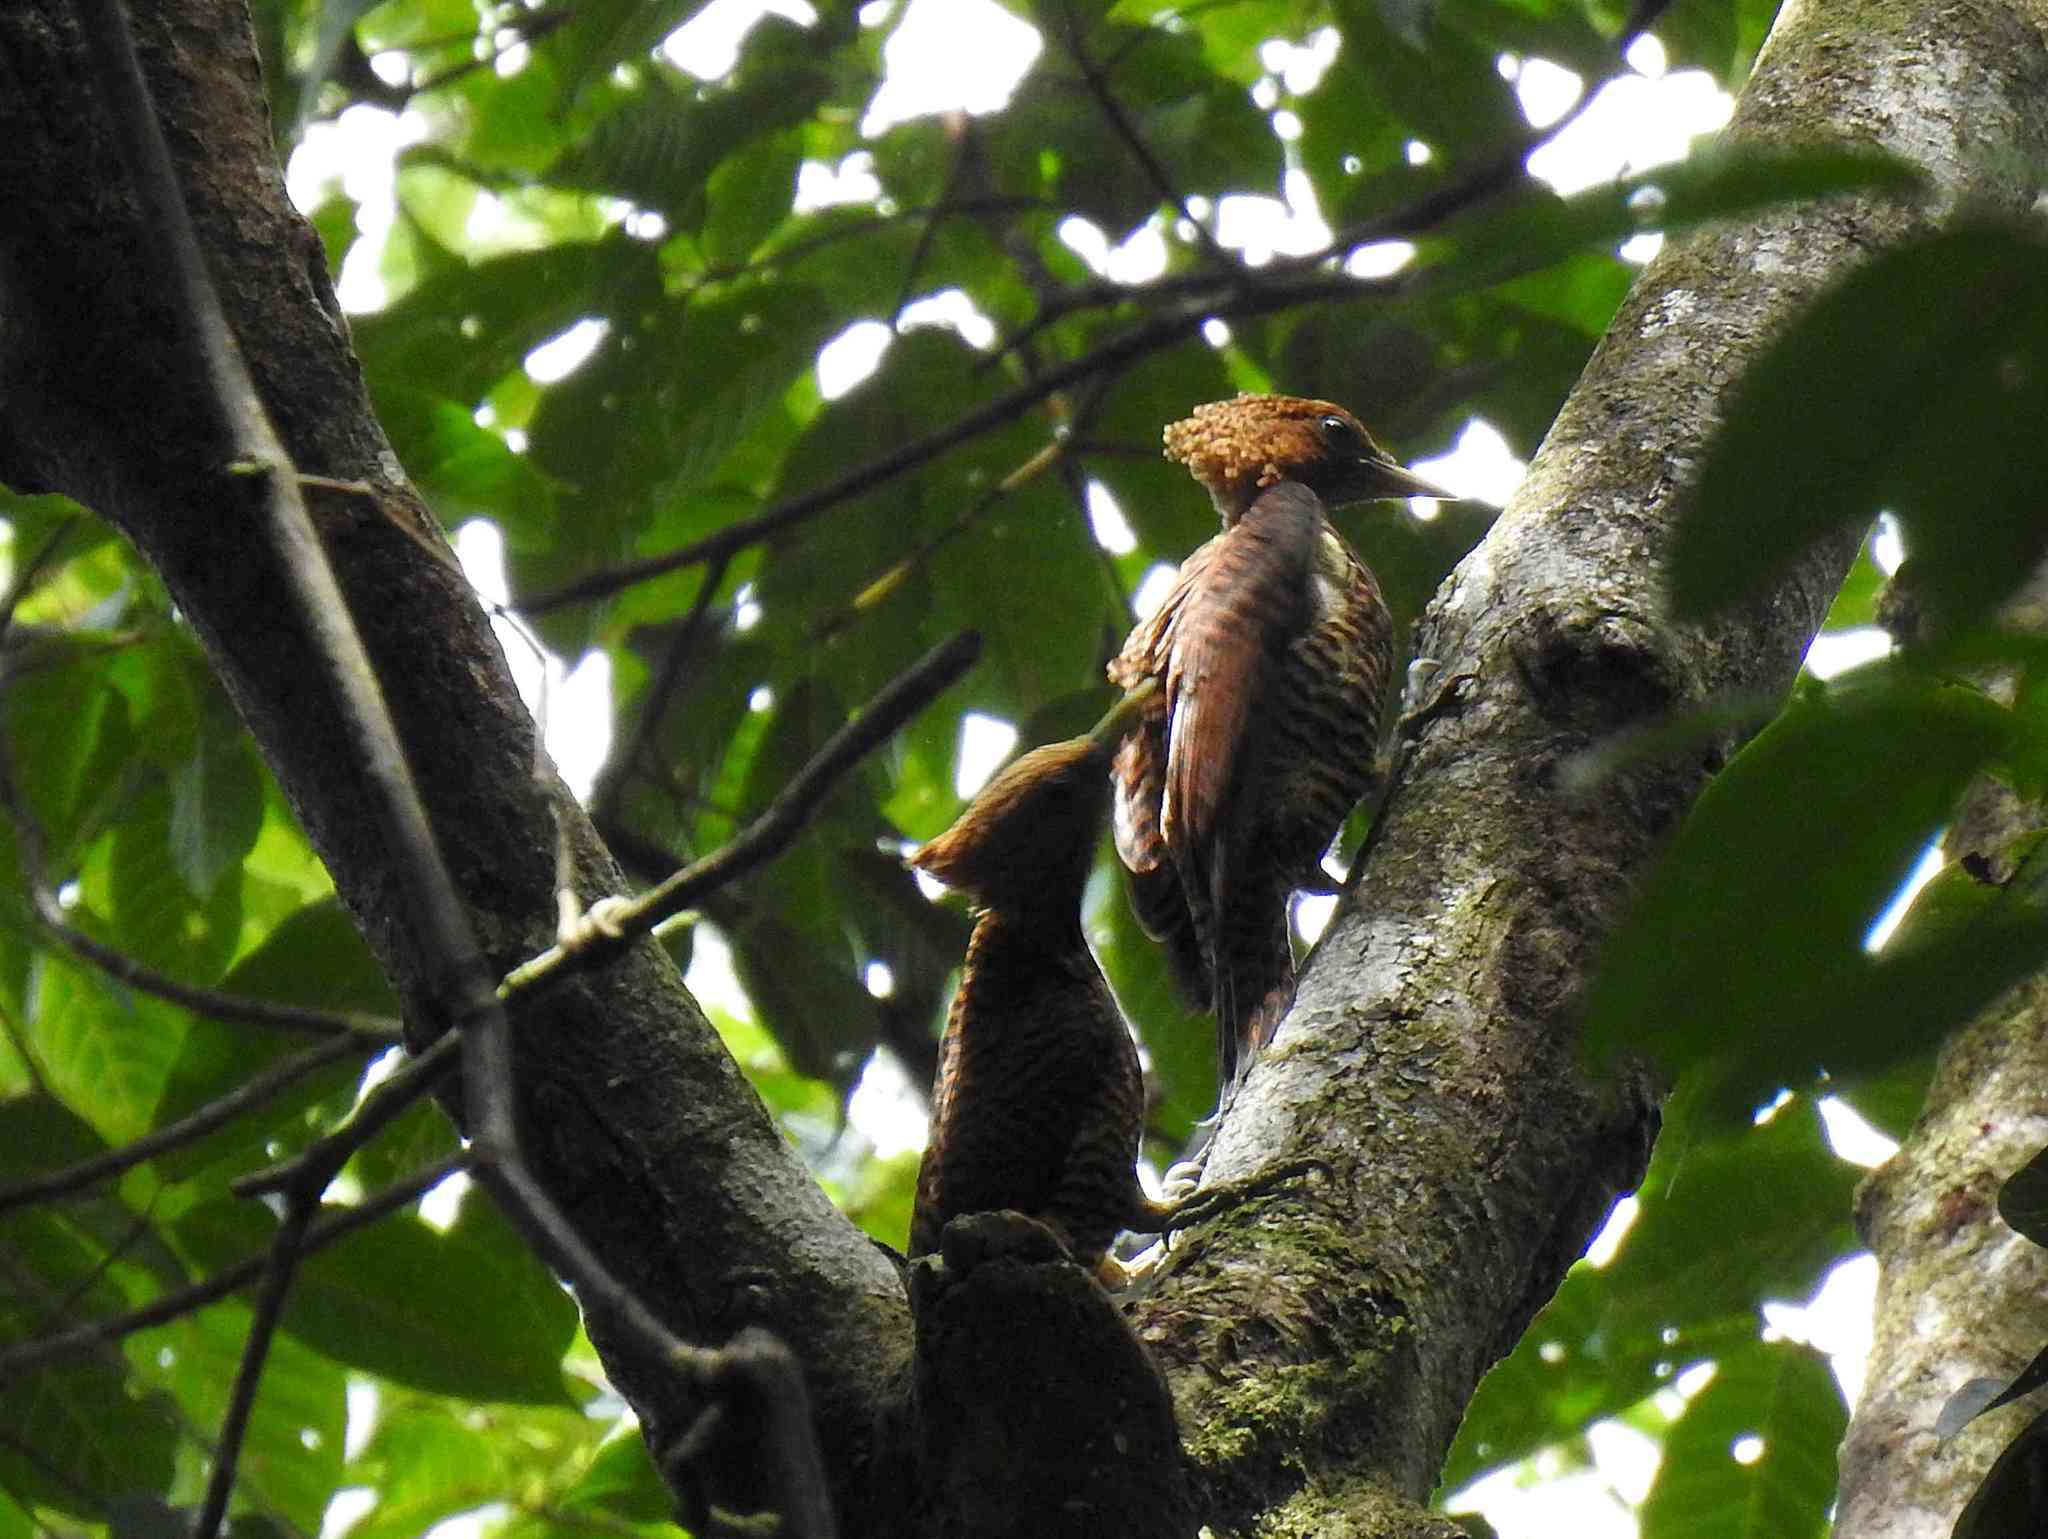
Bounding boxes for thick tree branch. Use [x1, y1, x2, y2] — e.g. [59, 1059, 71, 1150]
[69, 9, 838, 1533]
[1835, 579, 2048, 1538]
[1132, 0, 2048, 1527]
[0, 2, 906, 1529]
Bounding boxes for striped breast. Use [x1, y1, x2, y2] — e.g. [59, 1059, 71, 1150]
[1260, 525, 1392, 882]
[909, 911, 1148, 1270]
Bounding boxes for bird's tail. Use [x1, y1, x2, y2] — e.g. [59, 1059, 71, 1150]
[1126, 860, 1213, 1012]
[1212, 896, 1295, 1098]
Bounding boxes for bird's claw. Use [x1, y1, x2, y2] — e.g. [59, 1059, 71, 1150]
[1160, 1158, 1206, 1206]
[1401, 655, 1442, 717]
[1108, 1237, 1170, 1288]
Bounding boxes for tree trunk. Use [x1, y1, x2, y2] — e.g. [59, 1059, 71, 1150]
[1126, 0, 2048, 1527]
[1834, 577, 2048, 1539]
[0, 2, 907, 1527]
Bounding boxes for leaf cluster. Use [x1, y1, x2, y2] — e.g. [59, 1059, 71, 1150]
[0, 0, 1981, 1534]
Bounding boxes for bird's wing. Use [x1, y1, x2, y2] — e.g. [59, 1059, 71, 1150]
[1107, 538, 1219, 876]
[1159, 483, 1323, 864]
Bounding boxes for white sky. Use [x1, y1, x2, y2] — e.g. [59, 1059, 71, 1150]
[279, 9, 1913, 1538]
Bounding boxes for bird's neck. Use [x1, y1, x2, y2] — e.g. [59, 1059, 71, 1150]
[965, 894, 1088, 963]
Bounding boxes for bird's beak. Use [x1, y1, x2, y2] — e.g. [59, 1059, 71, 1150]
[1362, 456, 1459, 503]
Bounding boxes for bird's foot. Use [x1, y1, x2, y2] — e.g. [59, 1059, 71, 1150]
[1159, 1157, 1207, 1206]
[1401, 655, 1442, 717]
[557, 890, 635, 953]
[1398, 661, 1475, 738]
[1104, 1237, 1169, 1290]
[1157, 1156, 1333, 1241]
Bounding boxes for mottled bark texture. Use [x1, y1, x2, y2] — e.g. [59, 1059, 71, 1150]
[1128, 0, 2048, 1530]
[1834, 574, 2048, 1538]
[0, 2, 908, 1528]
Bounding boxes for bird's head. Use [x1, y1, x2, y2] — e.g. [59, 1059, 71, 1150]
[909, 684, 1154, 911]
[1162, 393, 1453, 521]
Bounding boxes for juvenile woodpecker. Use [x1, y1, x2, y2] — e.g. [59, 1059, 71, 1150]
[907, 689, 1173, 1281]
[1108, 394, 1450, 1099]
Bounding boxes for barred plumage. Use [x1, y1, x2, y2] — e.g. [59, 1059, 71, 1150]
[909, 705, 1168, 1276]
[1110, 394, 1445, 1099]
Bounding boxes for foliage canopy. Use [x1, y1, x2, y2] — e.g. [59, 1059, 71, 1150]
[5, 0, 2048, 1536]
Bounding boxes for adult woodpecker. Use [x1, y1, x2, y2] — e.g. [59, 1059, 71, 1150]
[1108, 394, 1450, 1100]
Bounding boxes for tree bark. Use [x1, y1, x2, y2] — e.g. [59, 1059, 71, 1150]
[1834, 576, 2048, 1538]
[0, 2, 907, 1527]
[1127, 0, 2048, 1528]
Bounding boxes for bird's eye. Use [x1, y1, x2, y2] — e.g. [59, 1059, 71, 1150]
[1317, 413, 1363, 450]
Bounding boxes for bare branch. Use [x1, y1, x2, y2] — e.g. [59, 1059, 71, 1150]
[514, 267, 1389, 615]
[806, 442, 1066, 645]
[505, 628, 981, 993]
[0, 1153, 466, 1376]
[24, 904, 404, 1043]
[0, 1032, 374, 1215]
[1050, 9, 1228, 264]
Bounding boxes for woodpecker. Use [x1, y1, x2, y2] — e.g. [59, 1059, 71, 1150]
[1108, 394, 1450, 1100]
[907, 688, 1175, 1281]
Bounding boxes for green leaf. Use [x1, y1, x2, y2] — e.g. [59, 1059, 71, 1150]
[1329, 0, 1527, 157]
[1424, 145, 1925, 296]
[1637, 1340, 1845, 1539]
[174, 1191, 577, 1405]
[353, 236, 664, 408]
[1445, 1100, 1858, 1491]
[1954, 1403, 2048, 1539]
[1822, 538, 1886, 633]
[340, 1399, 531, 1539]
[1999, 1142, 2048, 1247]
[168, 695, 264, 902]
[367, 385, 566, 544]
[1580, 663, 2011, 1122]
[27, 961, 194, 1148]
[1090, 851, 1214, 1138]
[129, 1303, 347, 1533]
[558, 1429, 676, 1524]
[545, 36, 835, 226]
[703, 127, 805, 269]
[0, 1237, 177, 1516]
[1672, 224, 2048, 630]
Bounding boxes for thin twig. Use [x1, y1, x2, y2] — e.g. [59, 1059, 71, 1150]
[805, 442, 1065, 645]
[512, 295, 1242, 613]
[513, 2, 1660, 622]
[193, 1199, 314, 1539]
[589, 553, 732, 827]
[503, 628, 981, 994]
[0, 1428, 106, 1516]
[0, 1031, 376, 1215]
[1053, 10, 1227, 263]
[1060, 455, 1136, 634]
[0, 720, 402, 1046]
[0, 1246, 238, 1521]
[0, 515, 79, 633]
[32, 907, 404, 1042]
[231, 1032, 460, 1200]
[0, 1154, 465, 1376]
